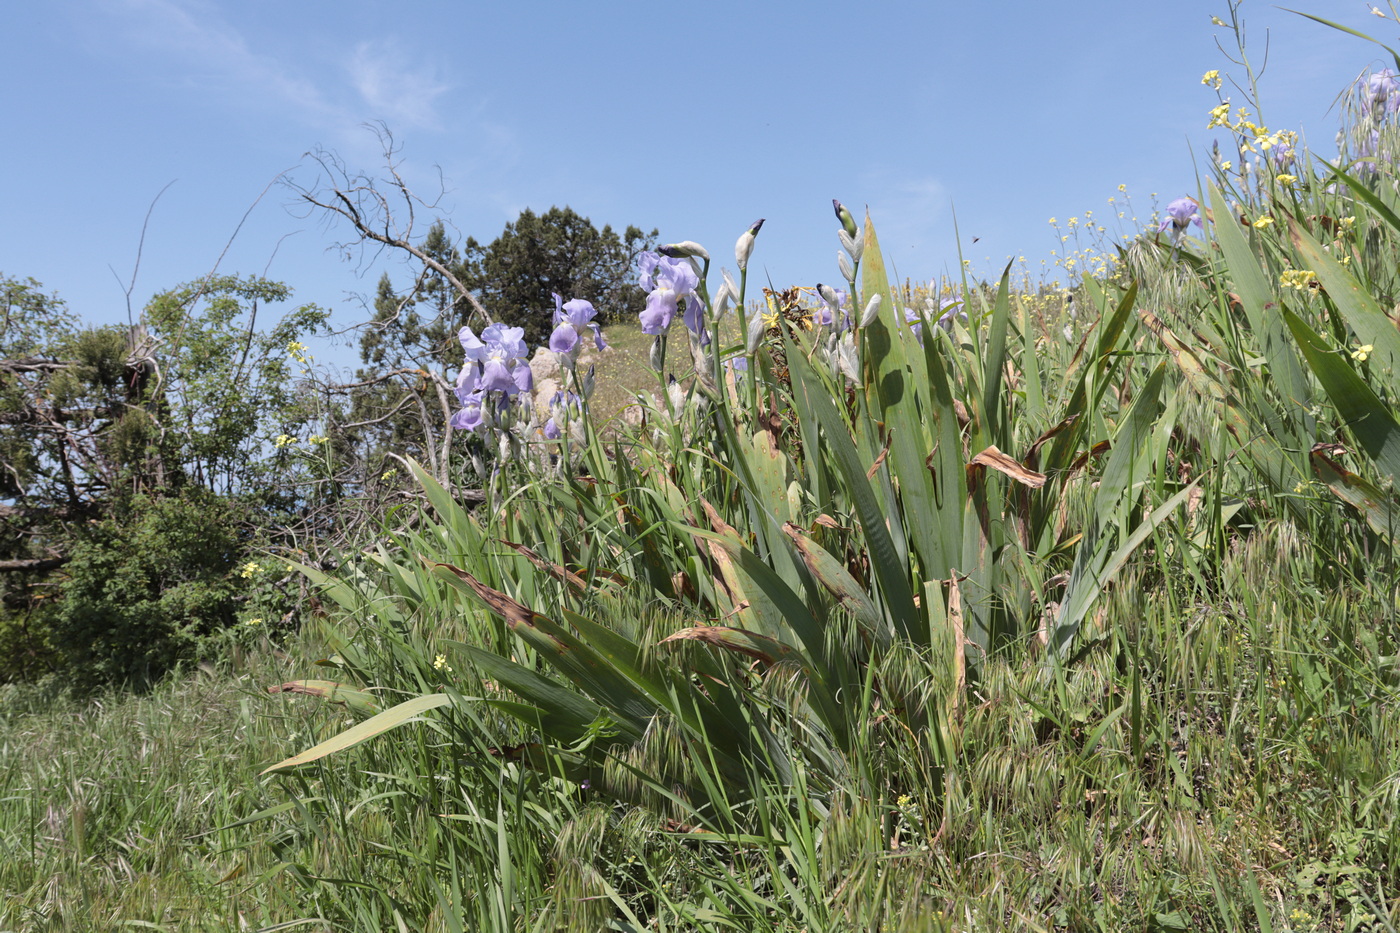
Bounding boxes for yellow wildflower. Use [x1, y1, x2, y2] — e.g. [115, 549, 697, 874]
[309, 434, 329, 445]
[1253, 216, 1275, 228]
[433, 654, 453, 672]
[1352, 344, 1374, 362]
[274, 434, 296, 448]
[239, 561, 263, 579]
[245, 617, 264, 627]
[1202, 70, 1222, 90]
[1276, 173, 1298, 186]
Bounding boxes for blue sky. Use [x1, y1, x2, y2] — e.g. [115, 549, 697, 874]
[4, 0, 1390, 371]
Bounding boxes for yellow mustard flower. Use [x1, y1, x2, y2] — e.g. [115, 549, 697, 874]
[1352, 344, 1374, 362]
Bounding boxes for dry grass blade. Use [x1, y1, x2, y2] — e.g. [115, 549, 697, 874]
[265, 680, 381, 715]
[1309, 447, 1400, 543]
[430, 560, 550, 635]
[948, 572, 967, 722]
[967, 445, 1047, 489]
[656, 626, 794, 665]
[500, 539, 590, 594]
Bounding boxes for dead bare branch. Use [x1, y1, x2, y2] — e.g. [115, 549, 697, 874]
[287, 125, 492, 327]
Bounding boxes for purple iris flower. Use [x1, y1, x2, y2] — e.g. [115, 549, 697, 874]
[550, 293, 607, 360]
[453, 322, 533, 432]
[813, 286, 849, 330]
[638, 252, 661, 292]
[550, 323, 580, 356]
[451, 359, 486, 432]
[1365, 68, 1400, 115]
[903, 307, 923, 341]
[936, 294, 966, 332]
[451, 369, 486, 433]
[1353, 129, 1383, 176]
[450, 398, 485, 433]
[638, 251, 704, 337]
[467, 323, 530, 395]
[1158, 197, 1202, 234]
[543, 390, 582, 441]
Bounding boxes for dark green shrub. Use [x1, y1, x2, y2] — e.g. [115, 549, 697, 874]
[53, 491, 241, 689]
[0, 597, 59, 683]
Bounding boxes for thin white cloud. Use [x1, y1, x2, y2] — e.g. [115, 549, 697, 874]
[95, 0, 455, 140]
[98, 0, 338, 122]
[347, 41, 450, 131]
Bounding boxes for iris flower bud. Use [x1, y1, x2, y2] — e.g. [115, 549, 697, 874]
[712, 280, 735, 319]
[659, 241, 710, 261]
[860, 293, 882, 328]
[734, 218, 764, 271]
[833, 199, 859, 238]
[838, 250, 854, 281]
[838, 228, 864, 262]
[746, 308, 767, 353]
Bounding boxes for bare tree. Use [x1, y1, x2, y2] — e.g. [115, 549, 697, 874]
[284, 126, 497, 489]
[286, 124, 492, 328]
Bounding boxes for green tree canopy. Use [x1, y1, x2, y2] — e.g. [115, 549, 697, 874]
[0, 271, 328, 686]
[462, 207, 656, 345]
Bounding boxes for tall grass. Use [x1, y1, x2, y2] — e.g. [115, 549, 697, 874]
[8, 3, 1400, 930]
[0, 643, 345, 931]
